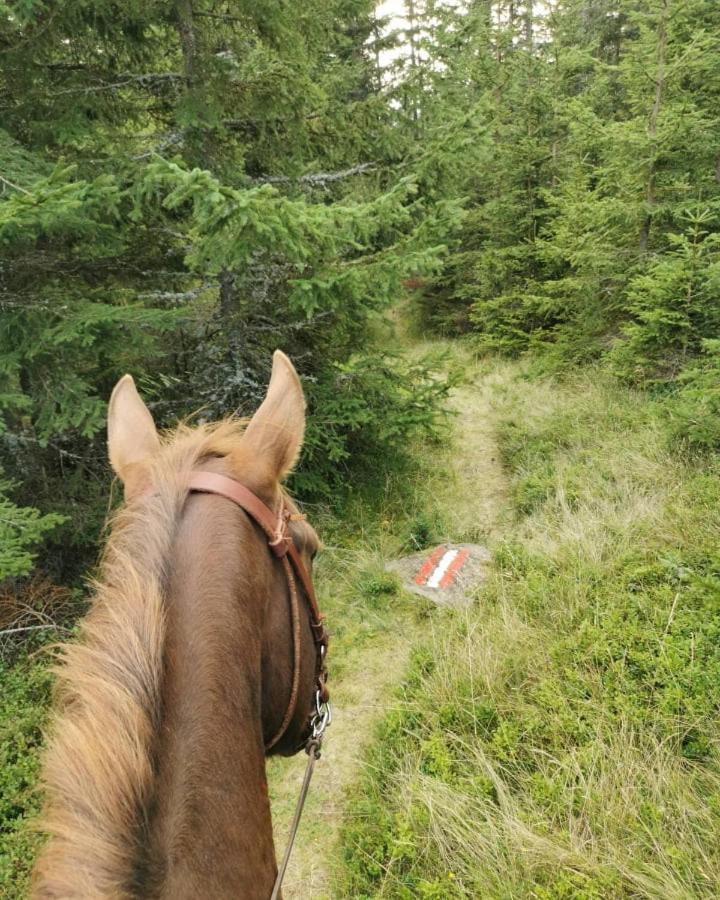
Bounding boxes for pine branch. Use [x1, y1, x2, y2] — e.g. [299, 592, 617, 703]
[131, 131, 186, 160]
[51, 73, 184, 96]
[193, 11, 247, 23]
[137, 284, 211, 304]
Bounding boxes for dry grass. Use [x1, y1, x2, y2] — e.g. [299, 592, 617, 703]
[0, 578, 78, 665]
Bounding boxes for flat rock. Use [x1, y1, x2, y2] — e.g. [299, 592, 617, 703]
[385, 543, 492, 607]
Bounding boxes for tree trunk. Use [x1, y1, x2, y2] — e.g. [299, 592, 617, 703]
[639, 3, 667, 253]
[175, 0, 196, 84]
[175, 1, 237, 333]
[525, 1, 535, 241]
[524, 0, 534, 49]
[373, 17, 383, 92]
[406, 0, 422, 137]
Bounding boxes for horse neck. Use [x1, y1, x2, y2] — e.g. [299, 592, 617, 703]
[145, 491, 278, 899]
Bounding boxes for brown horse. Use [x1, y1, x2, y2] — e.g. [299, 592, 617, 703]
[32, 351, 326, 899]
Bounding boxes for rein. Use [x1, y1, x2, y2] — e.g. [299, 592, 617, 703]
[184, 471, 331, 898]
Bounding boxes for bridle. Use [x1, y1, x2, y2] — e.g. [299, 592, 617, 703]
[184, 471, 330, 751]
[176, 470, 332, 897]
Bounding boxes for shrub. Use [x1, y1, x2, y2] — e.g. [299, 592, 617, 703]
[295, 352, 455, 498]
[667, 339, 720, 451]
[611, 211, 720, 386]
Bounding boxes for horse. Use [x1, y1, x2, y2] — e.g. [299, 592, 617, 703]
[31, 351, 329, 899]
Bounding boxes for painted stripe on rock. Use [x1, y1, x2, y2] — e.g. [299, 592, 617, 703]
[439, 548, 470, 588]
[415, 546, 472, 590]
[414, 546, 447, 586]
[427, 549, 459, 588]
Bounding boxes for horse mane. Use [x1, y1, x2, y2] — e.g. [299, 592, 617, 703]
[32, 419, 247, 899]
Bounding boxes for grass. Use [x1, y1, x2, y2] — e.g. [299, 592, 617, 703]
[0, 649, 53, 895]
[339, 359, 720, 898]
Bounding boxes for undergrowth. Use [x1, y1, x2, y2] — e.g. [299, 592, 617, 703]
[338, 362, 720, 898]
[0, 653, 53, 893]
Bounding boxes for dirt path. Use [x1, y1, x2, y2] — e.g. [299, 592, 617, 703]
[441, 355, 511, 545]
[267, 342, 509, 897]
[268, 621, 421, 897]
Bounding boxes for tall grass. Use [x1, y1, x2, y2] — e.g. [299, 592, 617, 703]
[339, 363, 720, 898]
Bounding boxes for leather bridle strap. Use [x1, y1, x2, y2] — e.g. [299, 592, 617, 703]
[185, 471, 329, 751]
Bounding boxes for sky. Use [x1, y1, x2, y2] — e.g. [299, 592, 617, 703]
[374, 2, 553, 73]
[376, 0, 413, 69]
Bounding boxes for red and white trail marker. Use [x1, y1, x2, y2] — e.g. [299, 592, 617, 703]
[386, 543, 491, 607]
[415, 547, 470, 589]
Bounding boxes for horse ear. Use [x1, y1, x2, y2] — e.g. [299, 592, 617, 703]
[107, 375, 160, 489]
[241, 351, 305, 482]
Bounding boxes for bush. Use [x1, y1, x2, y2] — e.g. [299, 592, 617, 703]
[611, 212, 720, 386]
[295, 352, 456, 497]
[0, 473, 65, 582]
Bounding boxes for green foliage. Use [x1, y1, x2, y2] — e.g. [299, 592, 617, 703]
[135, 159, 446, 320]
[668, 339, 720, 450]
[611, 210, 720, 384]
[0, 473, 64, 581]
[405, 0, 720, 389]
[0, 655, 53, 897]
[401, 511, 442, 553]
[357, 567, 401, 611]
[296, 352, 455, 496]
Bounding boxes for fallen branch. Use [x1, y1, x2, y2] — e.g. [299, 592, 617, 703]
[253, 162, 376, 187]
[0, 623, 59, 636]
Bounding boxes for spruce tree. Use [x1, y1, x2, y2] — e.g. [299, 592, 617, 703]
[0, 0, 450, 581]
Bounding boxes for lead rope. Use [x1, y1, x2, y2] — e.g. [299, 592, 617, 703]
[270, 691, 332, 900]
[270, 738, 322, 900]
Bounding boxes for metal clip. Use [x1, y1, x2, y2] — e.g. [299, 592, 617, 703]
[310, 688, 332, 742]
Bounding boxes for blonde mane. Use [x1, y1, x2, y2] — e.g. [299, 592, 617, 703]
[32, 419, 247, 899]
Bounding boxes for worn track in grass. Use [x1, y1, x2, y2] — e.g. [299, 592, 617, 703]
[267, 340, 509, 897]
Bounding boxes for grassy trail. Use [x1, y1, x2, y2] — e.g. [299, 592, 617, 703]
[337, 359, 720, 898]
[268, 339, 510, 897]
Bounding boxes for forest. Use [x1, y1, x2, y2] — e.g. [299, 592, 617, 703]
[2, 0, 720, 896]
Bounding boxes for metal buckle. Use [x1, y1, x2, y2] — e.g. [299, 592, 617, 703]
[310, 688, 332, 741]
